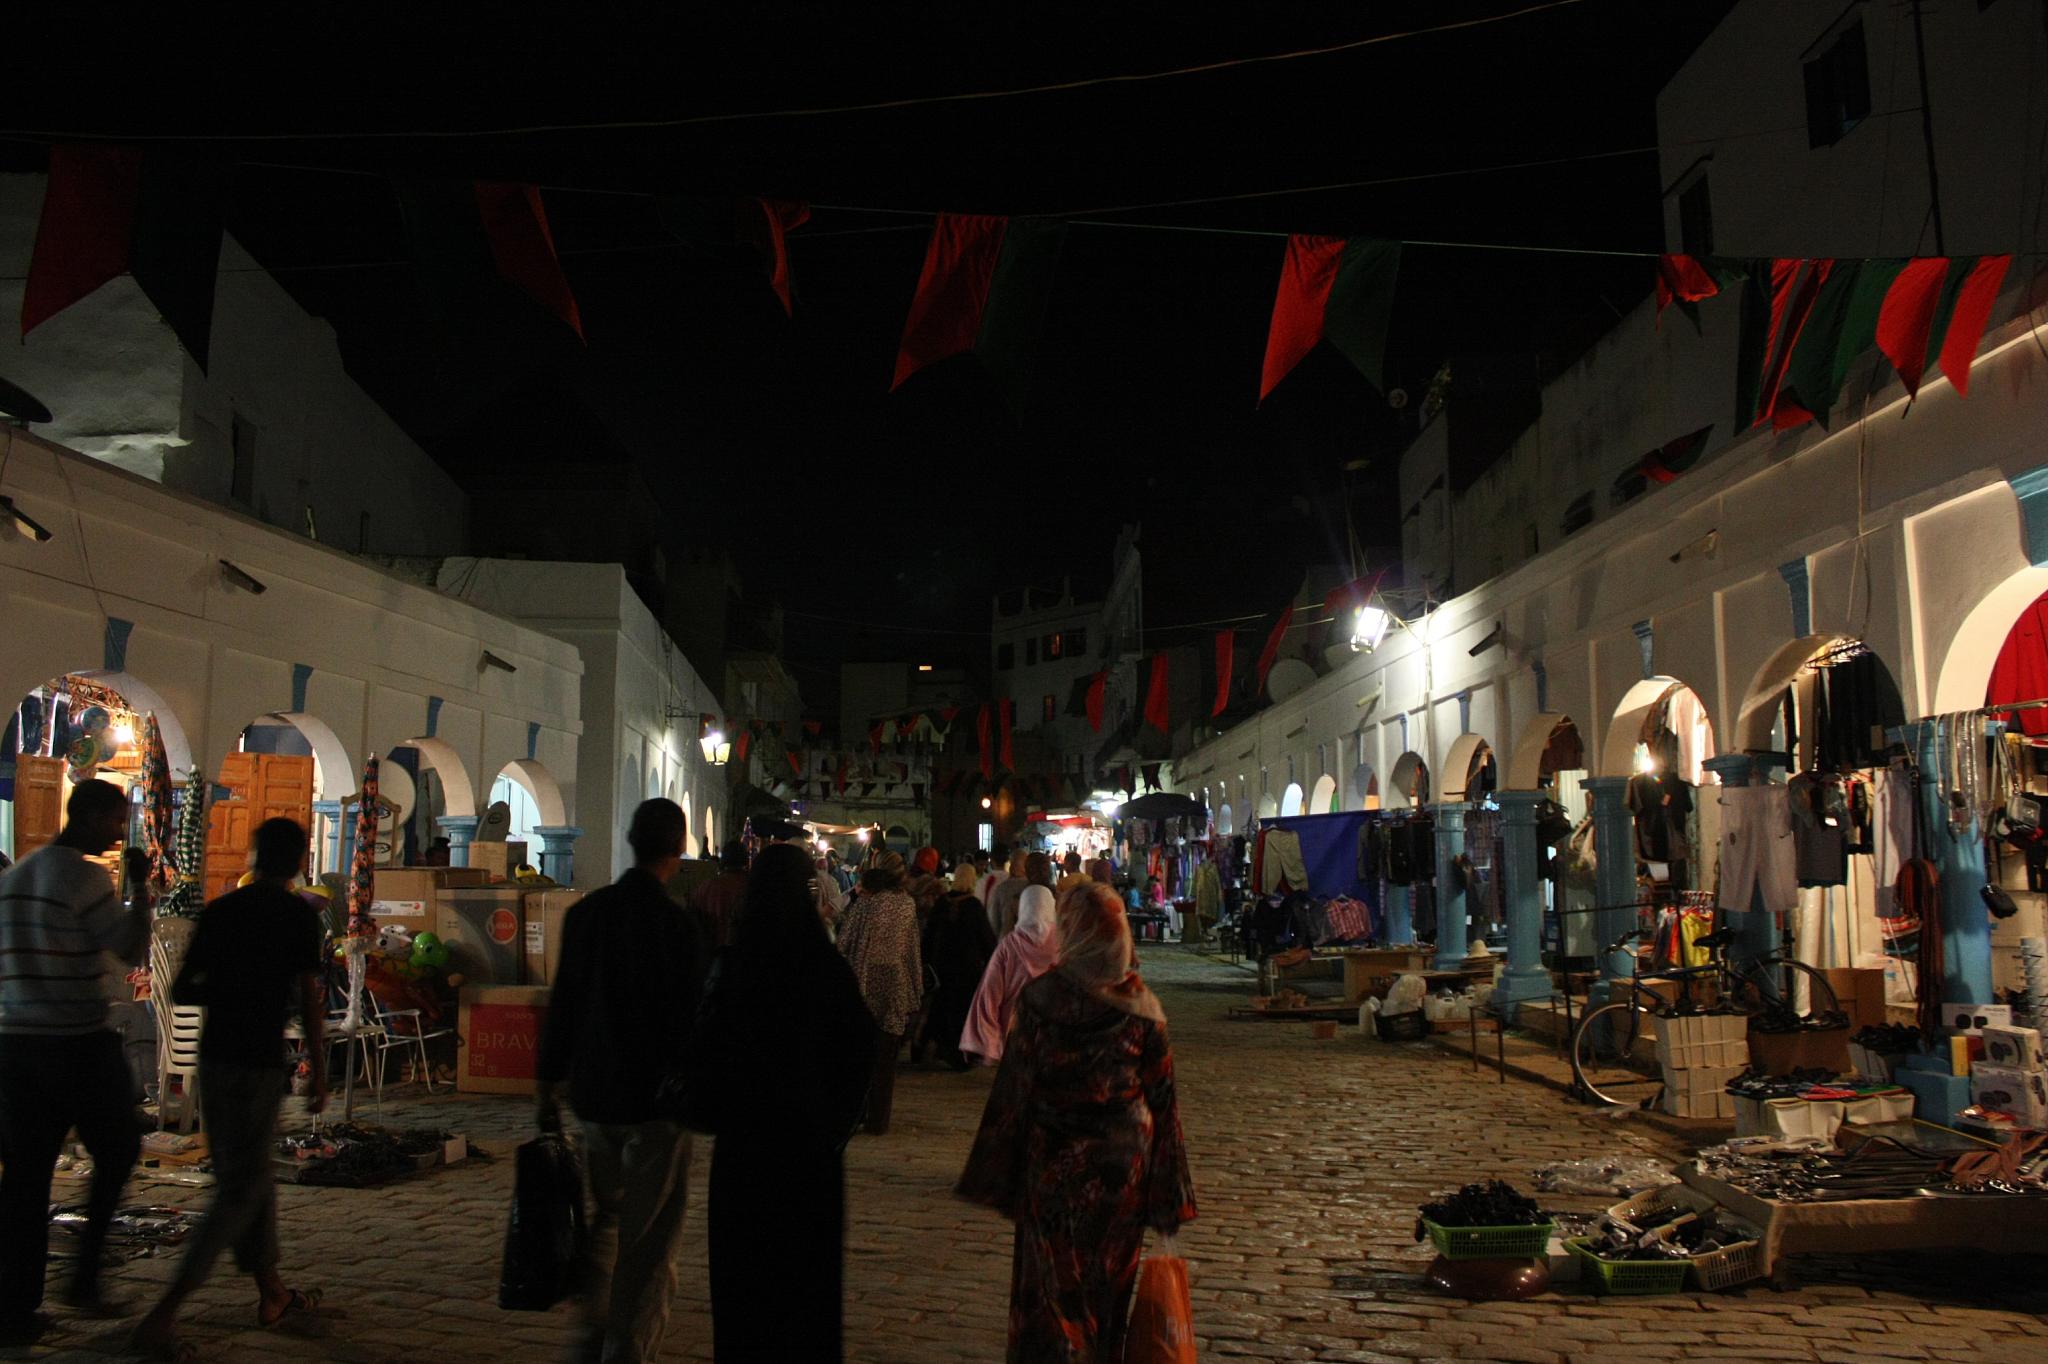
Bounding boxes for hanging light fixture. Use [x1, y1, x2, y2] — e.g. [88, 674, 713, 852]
[1349, 603, 1393, 652]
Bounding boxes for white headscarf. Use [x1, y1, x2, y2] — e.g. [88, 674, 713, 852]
[1015, 885, 1056, 943]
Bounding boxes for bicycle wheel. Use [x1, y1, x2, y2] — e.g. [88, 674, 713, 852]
[1570, 999, 1665, 1108]
[1728, 957, 1841, 1024]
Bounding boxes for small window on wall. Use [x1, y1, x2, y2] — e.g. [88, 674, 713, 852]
[1045, 633, 1063, 660]
[977, 822, 993, 852]
[996, 643, 1015, 670]
[1064, 628, 1087, 656]
[1803, 17, 1870, 149]
[1678, 174, 1713, 256]
[1026, 638, 1038, 666]
[1042, 693, 1056, 722]
[1561, 493, 1594, 537]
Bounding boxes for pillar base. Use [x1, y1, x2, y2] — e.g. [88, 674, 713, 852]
[436, 814, 480, 867]
[532, 825, 583, 889]
[1494, 964, 1553, 1006]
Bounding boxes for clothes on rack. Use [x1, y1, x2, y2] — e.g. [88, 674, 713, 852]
[1627, 772, 1695, 864]
[1872, 761, 1916, 917]
[1717, 785, 1797, 917]
[1256, 828, 1308, 895]
[1788, 772, 1849, 888]
[1812, 650, 1893, 770]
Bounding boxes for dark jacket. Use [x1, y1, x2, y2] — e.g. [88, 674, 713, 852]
[538, 866, 711, 1124]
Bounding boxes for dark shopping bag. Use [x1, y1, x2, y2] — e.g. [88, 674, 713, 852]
[1123, 1239, 1195, 1364]
[499, 1134, 587, 1310]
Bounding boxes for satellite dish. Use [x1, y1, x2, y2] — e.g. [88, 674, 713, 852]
[1387, 388, 1410, 410]
[476, 800, 513, 843]
[0, 375, 53, 425]
[1267, 658, 1317, 702]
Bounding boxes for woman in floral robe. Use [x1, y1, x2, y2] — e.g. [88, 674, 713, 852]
[957, 881, 1196, 1362]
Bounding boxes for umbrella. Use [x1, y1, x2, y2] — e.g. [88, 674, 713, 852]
[1120, 792, 1208, 822]
[139, 716, 174, 896]
[160, 769, 207, 919]
[339, 755, 381, 1120]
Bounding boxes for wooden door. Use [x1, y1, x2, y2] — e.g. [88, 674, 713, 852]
[204, 798, 253, 902]
[253, 754, 315, 835]
[12, 755, 64, 860]
[215, 751, 258, 801]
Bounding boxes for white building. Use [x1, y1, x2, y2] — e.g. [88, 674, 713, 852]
[1175, 0, 2048, 1005]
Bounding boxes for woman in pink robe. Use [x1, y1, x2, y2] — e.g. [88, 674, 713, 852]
[959, 884, 1057, 1065]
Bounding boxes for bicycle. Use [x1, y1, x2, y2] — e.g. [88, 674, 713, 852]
[1568, 924, 1842, 1109]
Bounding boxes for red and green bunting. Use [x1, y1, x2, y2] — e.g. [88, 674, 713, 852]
[1259, 236, 1402, 401]
[474, 181, 584, 341]
[892, 214, 1069, 411]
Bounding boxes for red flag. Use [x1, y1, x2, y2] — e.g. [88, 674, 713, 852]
[977, 704, 993, 781]
[750, 198, 809, 316]
[940, 705, 961, 727]
[786, 750, 802, 778]
[802, 719, 822, 737]
[474, 182, 584, 341]
[1085, 671, 1107, 732]
[1259, 235, 1345, 402]
[835, 756, 848, 794]
[1876, 257, 1951, 398]
[1212, 631, 1235, 716]
[734, 731, 752, 764]
[868, 723, 883, 754]
[999, 699, 1015, 770]
[1144, 654, 1172, 734]
[1653, 253, 1720, 320]
[1938, 255, 2012, 398]
[892, 214, 1007, 390]
[1751, 259, 1833, 428]
[22, 145, 142, 338]
[1255, 606, 1295, 696]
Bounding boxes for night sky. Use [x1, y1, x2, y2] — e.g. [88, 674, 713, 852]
[5, 3, 1731, 704]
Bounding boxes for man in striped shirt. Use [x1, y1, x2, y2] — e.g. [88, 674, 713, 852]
[0, 778, 149, 1344]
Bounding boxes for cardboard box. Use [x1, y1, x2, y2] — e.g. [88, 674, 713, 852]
[522, 888, 584, 986]
[1944, 1003, 2013, 1036]
[1749, 1025, 1850, 1077]
[1982, 1025, 2046, 1072]
[1641, 976, 1718, 1012]
[1971, 1063, 2048, 1128]
[372, 867, 490, 920]
[1820, 967, 1888, 1031]
[436, 887, 528, 984]
[456, 985, 550, 1094]
[467, 841, 529, 881]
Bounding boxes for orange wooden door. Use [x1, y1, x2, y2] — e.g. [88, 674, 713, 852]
[253, 754, 315, 835]
[215, 750, 258, 801]
[204, 798, 253, 902]
[12, 755, 64, 860]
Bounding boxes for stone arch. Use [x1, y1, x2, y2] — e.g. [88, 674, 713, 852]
[1347, 762, 1381, 810]
[14, 669, 199, 777]
[1256, 793, 1279, 820]
[1218, 802, 1235, 835]
[390, 735, 477, 817]
[494, 758, 568, 828]
[1735, 634, 1906, 757]
[1931, 565, 2048, 713]
[1309, 773, 1338, 812]
[1602, 676, 1717, 780]
[1442, 732, 1494, 799]
[1504, 712, 1584, 790]
[1280, 782, 1304, 816]
[1387, 751, 1430, 808]
[254, 712, 351, 798]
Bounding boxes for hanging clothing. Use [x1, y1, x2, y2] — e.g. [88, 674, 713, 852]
[1258, 828, 1308, 894]
[1788, 773, 1849, 888]
[1190, 864, 1222, 939]
[1627, 773, 1695, 864]
[1871, 763, 1917, 917]
[1717, 786, 1798, 918]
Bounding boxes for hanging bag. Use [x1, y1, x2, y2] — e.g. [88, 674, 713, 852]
[1123, 1233, 1195, 1364]
[498, 1134, 587, 1310]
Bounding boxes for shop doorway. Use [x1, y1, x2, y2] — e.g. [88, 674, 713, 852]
[1309, 773, 1338, 813]
[387, 737, 475, 868]
[1279, 782, 1305, 816]
[1217, 802, 1234, 835]
[1604, 677, 1717, 783]
[490, 759, 568, 854]
[1347, 762, 1381, 811]
[1387, 752, 1430, 809]
[1443, 733, 1496, 800]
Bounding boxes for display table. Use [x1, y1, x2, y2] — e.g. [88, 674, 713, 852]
[1678, 1162, 2048, 1274]
[1339, 947, 1433, 1004]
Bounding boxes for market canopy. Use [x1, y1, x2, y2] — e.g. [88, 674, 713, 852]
[1120, 792, 1207, 821]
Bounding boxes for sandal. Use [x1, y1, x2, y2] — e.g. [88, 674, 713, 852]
[258, 1286, 322, 1329]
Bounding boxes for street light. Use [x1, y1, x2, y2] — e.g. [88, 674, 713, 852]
[700, 729, 732, 766]
[1349, 604, 1393, 652]
[980, 796, 992, 809]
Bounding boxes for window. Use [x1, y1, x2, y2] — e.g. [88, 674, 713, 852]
[230, 414, 258, 508]
[1063, 628, 1087, 657]
[977, 822, 993, 852]
[1803, 18, 1870, 149]
[1042, 693, 1056, 722]
[1612, 463, 1649, 508]
[1678, 174, 1713, 256]
[1026, 638, 1038, 666]
[996, 642, 1015, 670]
[1044, 632, 1062, 660]
[1561, 492, 1595, 537]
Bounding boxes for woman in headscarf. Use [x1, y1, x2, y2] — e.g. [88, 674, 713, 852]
[688, 842, 874, 1363]
[835, 850, 923, 1134]
[958, 883, 1058, 1066]
[920, 863, 998, 1071]
[957, 881, 1196, 1362]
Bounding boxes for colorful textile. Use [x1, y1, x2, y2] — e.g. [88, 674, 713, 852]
[836, 889, 923, 1036]
[960, 888, 1057, 1065]
[956, 971, 1195, 1362]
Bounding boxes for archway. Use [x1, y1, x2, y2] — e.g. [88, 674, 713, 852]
[204, 711, 351, 895]
[701, 803, 718, 859]
[1, 670, 194, 869]
[1931, 565, 2048, 714]
[1279, 782, 1305, 816]
[491, 758, 568, 851]
[385, 737, 475, 868]
[1505, 712, 1586, 791]
[1309, 773, 1338, 813]
[1442, 733, 1496, 800]
[1217, 802, 1234, 836]
[1603, 676, 1716, 782]
[1256, 794, 1279, 820]
[1347, 762, 1381, 811]
[1735, 636, 1904, 760]
[1387, 752, 1431, 808]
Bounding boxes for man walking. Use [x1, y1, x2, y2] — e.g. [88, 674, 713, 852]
[131, 818, 327, 1356]
[538, 799, 711, 1363]
[0, 779, 148, 1343]
[688, 839, 750, 949]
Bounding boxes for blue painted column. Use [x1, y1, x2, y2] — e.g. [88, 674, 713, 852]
[311, 800, 343, 879]
[1583, 776, 1638, 1001]
[1913, 721, 1995, 1004]
[1699, 753, 1781, 965]
[1433, 802, 1471, 970]
[338, 802, 359, 876]
[436, 815, 480, 868]
[1494, 791, 1551, 1012]
[532, 825, 584, 889]
[1383, 883, 1414, 945]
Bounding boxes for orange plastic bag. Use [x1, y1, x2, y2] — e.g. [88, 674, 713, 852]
[1124, 1241, 1195, 1364]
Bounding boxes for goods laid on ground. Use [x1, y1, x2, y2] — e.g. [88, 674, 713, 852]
[275, 1123, 468, 1187]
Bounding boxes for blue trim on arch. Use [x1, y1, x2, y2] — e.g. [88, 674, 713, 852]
[1398, 713, 1409, 752]
[1457, 691, 1472, 735]
[1779, 559, 1811, 637]
[2009, 466, 2048, 567]
[103, 618, 133, 674]
[291, 663, 312, 714]
[527, 721, 541, 761]
[1631, 620, 1653, 679]
[1532, 658, 1548, 712]
[425, 696, 443, 738]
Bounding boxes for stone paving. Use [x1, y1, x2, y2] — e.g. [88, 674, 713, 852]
[11, 946, 2048, 1362]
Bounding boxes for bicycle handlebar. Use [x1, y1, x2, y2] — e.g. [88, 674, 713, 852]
[1604, 928, 1652, 956]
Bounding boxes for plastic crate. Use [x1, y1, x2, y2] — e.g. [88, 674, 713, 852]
[1420, 1217, 1555, 1261]
[1686, 1238, 1765, 1291]
[1565, 1239, 1692, 1295]
[1376, 1010, 1429, 1041]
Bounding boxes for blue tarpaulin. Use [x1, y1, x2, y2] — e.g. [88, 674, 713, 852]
[1257, 810, 1377, 911]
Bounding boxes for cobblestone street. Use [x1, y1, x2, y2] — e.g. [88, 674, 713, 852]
[13, 946, 2048, 1362]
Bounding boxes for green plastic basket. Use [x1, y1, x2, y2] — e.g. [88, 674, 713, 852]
[1421, 1217, 1555, 1261]
[1565, 1238, 1692, 1295]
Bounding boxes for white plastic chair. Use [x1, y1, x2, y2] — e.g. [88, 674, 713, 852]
[369, 1000, 455, 1091]
[150, 928, 205, 1133]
